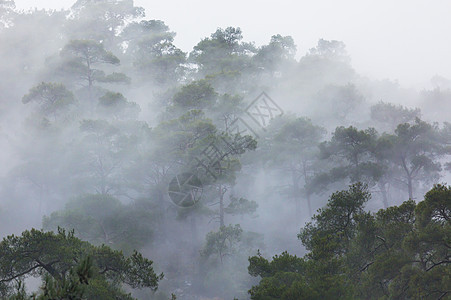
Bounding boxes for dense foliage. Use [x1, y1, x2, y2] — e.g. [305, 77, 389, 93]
[0, 0, 450, 298]
[0, 228, 163, 299]
[248, 184, 450, 299]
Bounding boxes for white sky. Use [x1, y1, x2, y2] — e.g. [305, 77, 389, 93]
[15, 0, 451, 89]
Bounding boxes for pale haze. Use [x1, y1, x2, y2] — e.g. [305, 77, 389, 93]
[16, 0, 451, 88]
[2, 0, 451, 298]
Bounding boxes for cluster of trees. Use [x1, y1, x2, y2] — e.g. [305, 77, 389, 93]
[259, 112, 451, 217]
[1, 0, 450, 298]
[247, 183, 450, 299]
[0, 228, 162, 299]
[317, 118, 447, 204]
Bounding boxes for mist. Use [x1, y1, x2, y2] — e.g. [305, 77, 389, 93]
[1, 1, 450, 299]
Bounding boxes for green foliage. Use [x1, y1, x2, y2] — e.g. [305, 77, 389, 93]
[316, 119, 450, 204]
[153, 109, 217, 165]
[189, 27, 257, 93]
[261, 115, 326, 215]
[124, 251, 165, 289]
[99, 72, 131, 84]
[172, 79, 218, 110]
[249, 251, 306, 278]
[315, 126, 377, 198]
[69, 0, 145, 48]
[0, 228, 163, 298]
[370, 101, 421, 132]
[190, 27, 248, 73]
[310, 84, 363, 124]
[201, 224, 243, 264]
[319, 126, 380, 184]
[98, 91, 128, 107]
[299, 183, 370, 259]
[5, 4, 451, 299]
[255, 34, 296, 74]
[34, 256, 93, 299]
[62, 39, 120, 65]
[22, 82, 75, 120]
[97, 91, 140, 119]
[248, 252, 320, 300]
[43, 194, 154, 253]
[308, 39, 349, 61]
[69, 118, 144, 195]
[212, 93, 244, 129]
[224, 196, 258, 215]
[8, 280, 28, 300]
[123, 19, 186, 85]
[249, 272, 305, 300]
[59, 39, 129, 93]
[200, 226, 264, 299]
[248, 184, 451, 299]
[386, 118, 445, 199]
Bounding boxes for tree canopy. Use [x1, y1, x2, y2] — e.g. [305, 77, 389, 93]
[248, 183, 451, 299]
[0, 2, 450, 299]
[0, 228, 163, 299]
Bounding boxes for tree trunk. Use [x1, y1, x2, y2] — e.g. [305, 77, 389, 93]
[401, 157, 414, 200]
[86, 56, 94, 113]
[291, 169, 301, 222]
[379, 182, 389, 208]
[306, 193, 312, 218]
[219, 184, 225, 228]
[407, 176, 413, 200]
[302, 161, 312, 218]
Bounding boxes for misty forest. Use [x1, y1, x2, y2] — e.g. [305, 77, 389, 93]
[0, 0, 450, 299]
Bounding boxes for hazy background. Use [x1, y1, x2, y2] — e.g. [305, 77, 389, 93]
[1, 1, 450, 298]
[15, 0, 451, 89]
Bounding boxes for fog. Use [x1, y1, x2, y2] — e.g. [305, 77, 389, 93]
[16, 0, 451, 88]
[1, 0, 450, 299]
